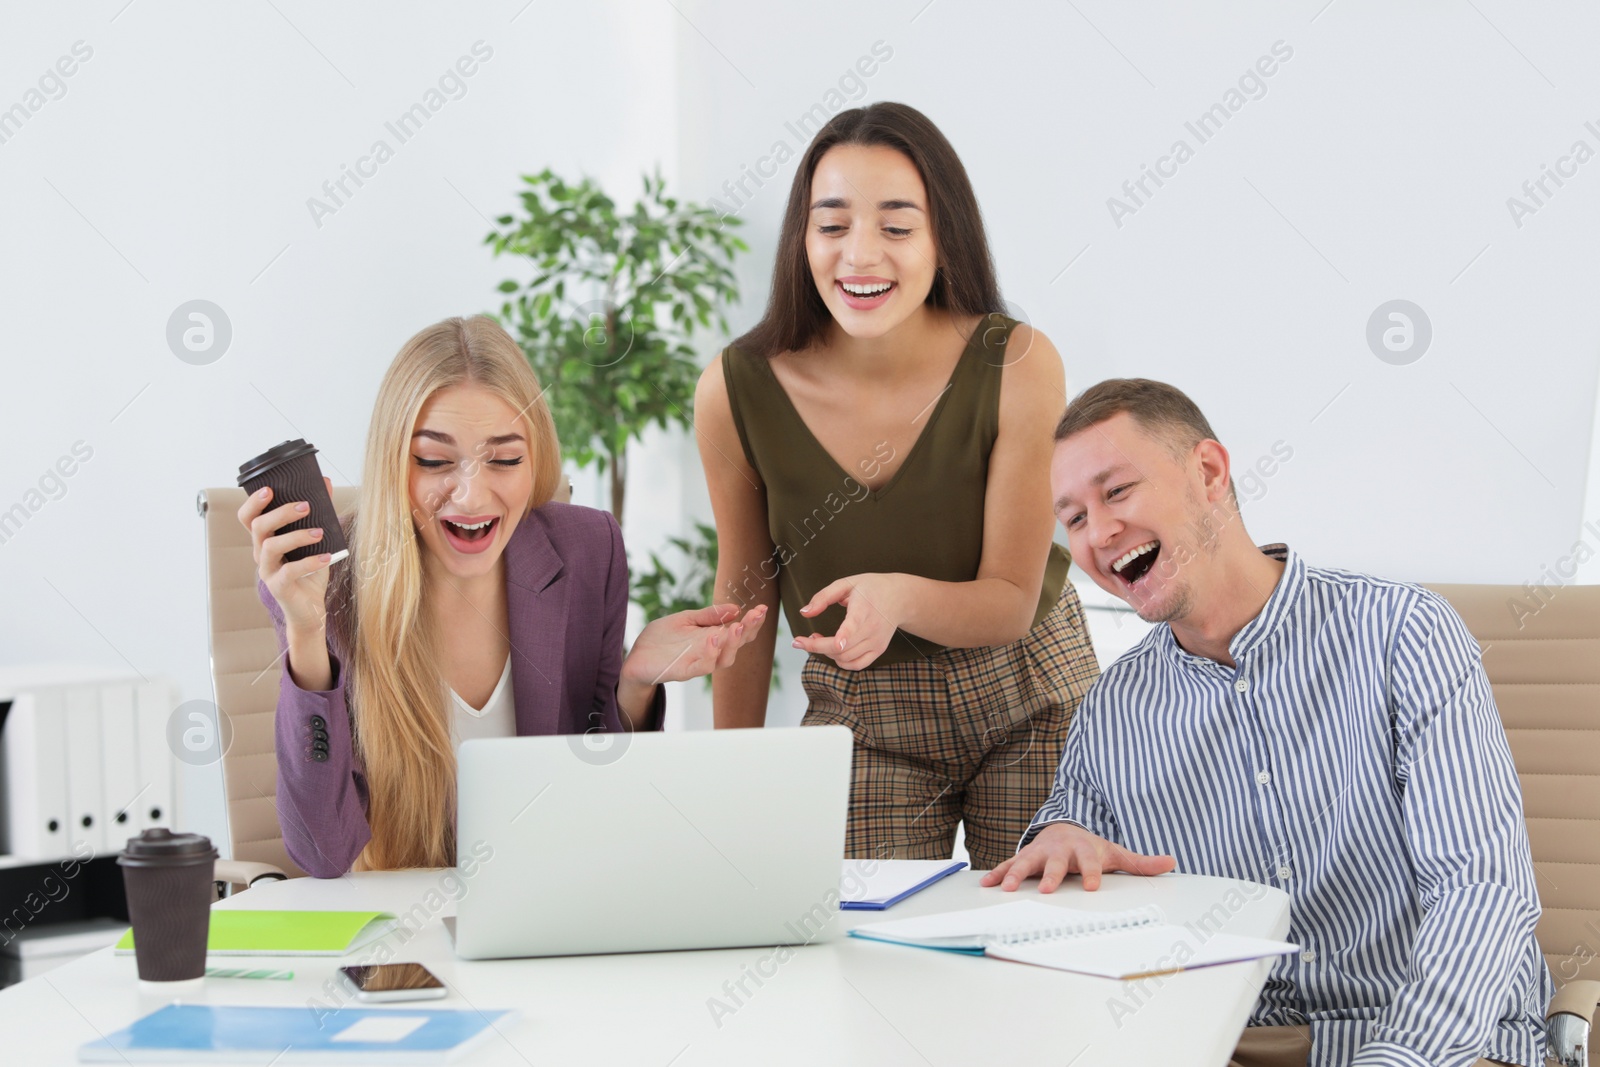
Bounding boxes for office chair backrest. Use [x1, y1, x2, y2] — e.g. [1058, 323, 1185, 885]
[1425, 582, 1600, 984]
[197, 477, 570, 877]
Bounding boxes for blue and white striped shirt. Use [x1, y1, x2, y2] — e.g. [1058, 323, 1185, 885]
[1026, 545, 1551, 1067]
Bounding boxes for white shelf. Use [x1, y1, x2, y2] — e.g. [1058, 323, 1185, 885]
[0, 917, 127, 961]
[0, 665, 144, 703]
[0, 852, 101, 871]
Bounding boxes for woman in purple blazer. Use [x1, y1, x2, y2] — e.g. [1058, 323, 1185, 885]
[239, 316, 764, 878]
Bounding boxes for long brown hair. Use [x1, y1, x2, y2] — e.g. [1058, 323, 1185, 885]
[735, 101, 1004, 358]
[328, 315, 562, 871]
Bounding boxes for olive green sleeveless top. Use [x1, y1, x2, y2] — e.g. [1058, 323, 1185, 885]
[722, 315, 1070, 666]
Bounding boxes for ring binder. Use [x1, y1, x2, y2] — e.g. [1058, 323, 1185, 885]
[989, 904, 1165, 946]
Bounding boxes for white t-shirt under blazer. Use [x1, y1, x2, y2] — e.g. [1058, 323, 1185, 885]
[449, 656, 515, 749]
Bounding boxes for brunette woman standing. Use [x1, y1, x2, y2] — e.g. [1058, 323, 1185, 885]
[695, 103, 1100, 871]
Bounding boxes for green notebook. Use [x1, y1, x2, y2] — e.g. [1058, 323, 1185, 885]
[115, 910, 395, 957]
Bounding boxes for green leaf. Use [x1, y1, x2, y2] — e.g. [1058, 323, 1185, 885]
[485, 164, 745, 533]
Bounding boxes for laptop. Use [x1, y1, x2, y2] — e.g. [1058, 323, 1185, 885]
[452, 725, 852, 959]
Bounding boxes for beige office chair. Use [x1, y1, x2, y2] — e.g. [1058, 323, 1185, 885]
[197, 478, 570, 891]
[1426, 583, 1600, 1067]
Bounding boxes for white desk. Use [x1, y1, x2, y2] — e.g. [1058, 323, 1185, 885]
[1, 870, 1289, 1065]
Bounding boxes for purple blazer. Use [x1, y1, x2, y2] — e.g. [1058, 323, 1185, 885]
[258, 501, 665, 878]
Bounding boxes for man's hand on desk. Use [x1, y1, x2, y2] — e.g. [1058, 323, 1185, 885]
[980, 822, 1175, 893]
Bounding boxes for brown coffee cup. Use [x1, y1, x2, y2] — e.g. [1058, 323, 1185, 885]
[118, 829, 217, 983]
[237, 439, 349, 564]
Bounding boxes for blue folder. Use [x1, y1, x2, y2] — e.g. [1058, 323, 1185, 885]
[839, 860, 967, 910]
[79, 1004, 513, 1063]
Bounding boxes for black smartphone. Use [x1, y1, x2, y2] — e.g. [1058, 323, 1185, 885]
[338, 962, 447, 1002]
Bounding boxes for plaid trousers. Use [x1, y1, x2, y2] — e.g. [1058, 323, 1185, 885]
[800, 581, 1101, 871]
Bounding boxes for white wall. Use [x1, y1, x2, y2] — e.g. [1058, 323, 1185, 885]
[4, 0, 1600, 848]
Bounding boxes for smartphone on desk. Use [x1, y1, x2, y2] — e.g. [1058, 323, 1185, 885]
[339, 962, 447, 1002]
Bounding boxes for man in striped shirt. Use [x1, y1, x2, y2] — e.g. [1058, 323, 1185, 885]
[983, 379, 1550, 1067]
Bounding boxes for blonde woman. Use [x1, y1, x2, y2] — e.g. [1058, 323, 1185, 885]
[239, 316, 764, 877]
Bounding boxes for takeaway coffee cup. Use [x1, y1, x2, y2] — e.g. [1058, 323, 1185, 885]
[118, 829, 218, 984]
[237, 439, 349, 564]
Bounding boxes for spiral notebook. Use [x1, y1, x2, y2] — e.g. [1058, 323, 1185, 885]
[849, 901, 1297, 980]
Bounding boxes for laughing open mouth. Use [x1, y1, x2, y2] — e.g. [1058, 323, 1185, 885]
[443, 517, 497, 543]
[1111, 540, 1160, 586]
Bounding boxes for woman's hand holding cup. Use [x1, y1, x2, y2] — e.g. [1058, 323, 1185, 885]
[236, 475, 337, 634]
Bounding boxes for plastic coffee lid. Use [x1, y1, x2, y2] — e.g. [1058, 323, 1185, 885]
[117, 827, 218, 867]
[238, 439, 317, 484]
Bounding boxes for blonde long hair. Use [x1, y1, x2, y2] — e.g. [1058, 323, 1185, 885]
[328, 316, 562, 870]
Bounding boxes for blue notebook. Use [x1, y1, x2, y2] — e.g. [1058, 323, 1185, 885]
[839, 859, 967, 911]
[78, 1004, 513, 1063]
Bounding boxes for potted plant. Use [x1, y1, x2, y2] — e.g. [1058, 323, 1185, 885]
[484, 170, 762, 659]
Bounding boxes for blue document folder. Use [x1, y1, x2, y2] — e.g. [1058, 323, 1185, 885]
[839, 859, 967, 910]
[79, 1004, 513, 1063]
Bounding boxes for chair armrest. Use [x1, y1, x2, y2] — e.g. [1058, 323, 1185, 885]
[1548, 979, 1600, 1067]
[213, 859, 290, 890]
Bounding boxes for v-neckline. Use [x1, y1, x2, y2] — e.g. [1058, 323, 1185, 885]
[761, 323, 982, 501]
[451, 654, 512, 717]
